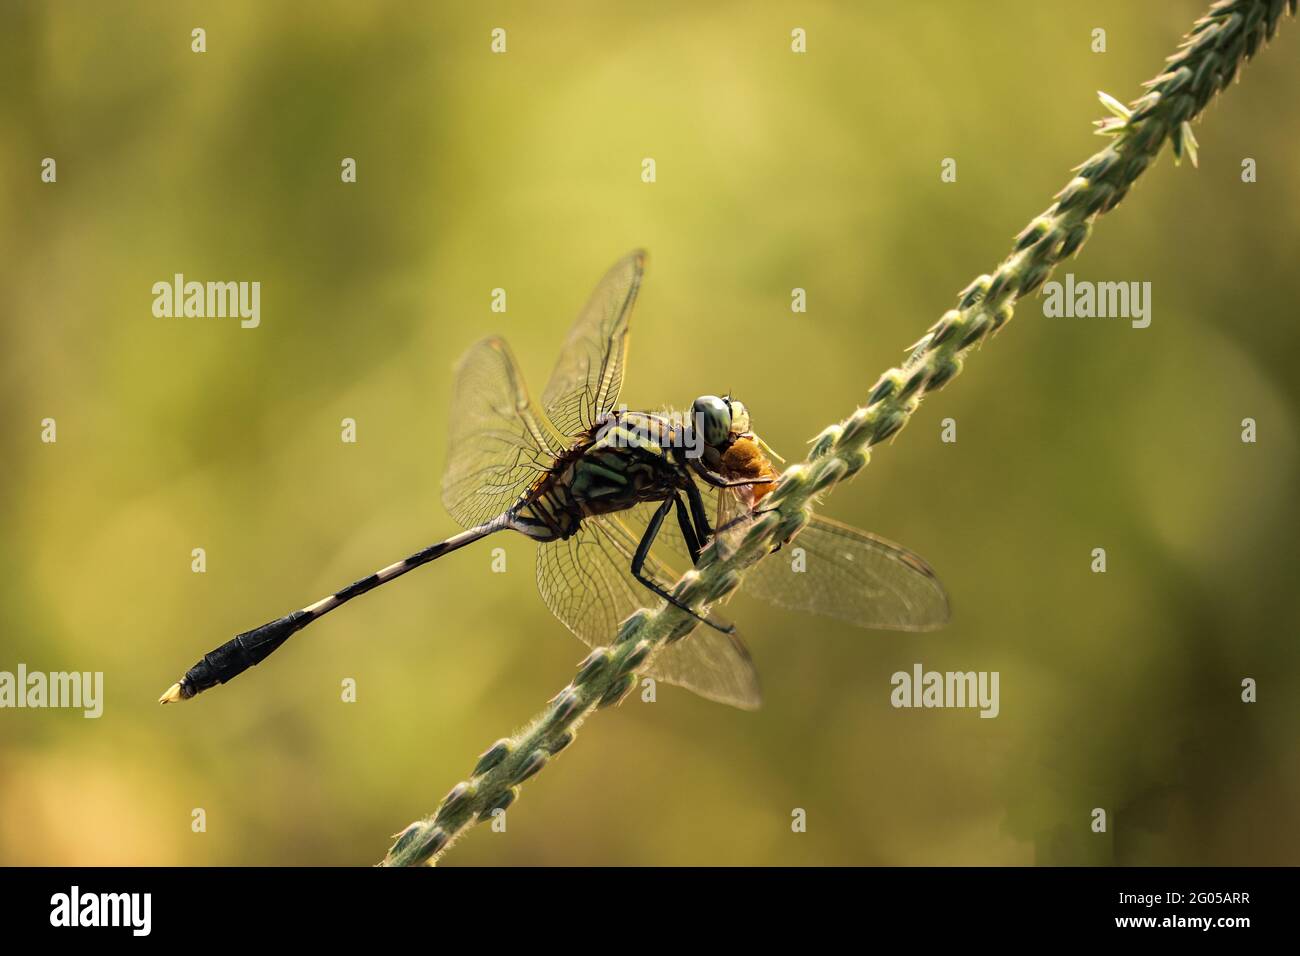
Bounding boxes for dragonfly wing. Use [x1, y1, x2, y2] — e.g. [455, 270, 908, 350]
[541, 251, 644, 439]
[535, 514, 762, 710]
[642, 616, 763, 711]
[440, 337, 568, 530]
[733, 515, 950, 631]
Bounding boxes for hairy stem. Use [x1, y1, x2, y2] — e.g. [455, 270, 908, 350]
[382, 0, 1294, 867]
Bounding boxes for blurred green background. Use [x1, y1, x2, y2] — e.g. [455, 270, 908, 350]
[1, 1, 1297, 866]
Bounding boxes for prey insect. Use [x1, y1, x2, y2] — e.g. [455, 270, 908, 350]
[159, 251, 949, 710]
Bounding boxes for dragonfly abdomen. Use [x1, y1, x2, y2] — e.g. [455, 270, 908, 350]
[510, 482, 582, 541]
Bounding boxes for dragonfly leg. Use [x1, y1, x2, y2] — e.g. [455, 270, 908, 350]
[694, 466, 778, 490]
[668, 446, 714, 562]
[632, 498, 733, 633]
[719, 476, 776, 488]
[682, 479, 715, 548]
[672, 493, 702, 565]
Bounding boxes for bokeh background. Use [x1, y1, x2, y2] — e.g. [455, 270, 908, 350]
[1, 0, 1297, 866]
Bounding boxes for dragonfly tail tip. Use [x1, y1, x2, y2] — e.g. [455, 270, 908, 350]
[158, 682, 185, 705]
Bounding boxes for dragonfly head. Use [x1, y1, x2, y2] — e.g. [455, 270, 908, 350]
[691, 394, 751, 449]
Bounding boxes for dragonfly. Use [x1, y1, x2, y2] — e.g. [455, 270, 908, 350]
[159, 251, 949, 710]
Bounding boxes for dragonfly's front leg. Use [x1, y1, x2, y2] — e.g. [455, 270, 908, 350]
[685, 462, 790, 556]
[695, 468, 777, 490]
[631, 497, 733, 634]
[666, 446, 711, 563]
[672, 494, 703, 566]
[682, 479, 714, 551]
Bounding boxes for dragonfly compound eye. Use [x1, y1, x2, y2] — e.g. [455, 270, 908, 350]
[691, 395, 732, 448]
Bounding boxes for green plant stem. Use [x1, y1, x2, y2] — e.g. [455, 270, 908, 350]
[382, 0, 1294, 867]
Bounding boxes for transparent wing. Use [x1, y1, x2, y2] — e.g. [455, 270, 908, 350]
[711, 482, 749, 537]
[440, 337, 569, 529]
[729, 515, 950, 631]
[535, 514, 762, 710]
[541, 251, 645, 439]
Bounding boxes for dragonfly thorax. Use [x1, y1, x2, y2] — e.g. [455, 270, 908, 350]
[508, 411, 693, 542]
